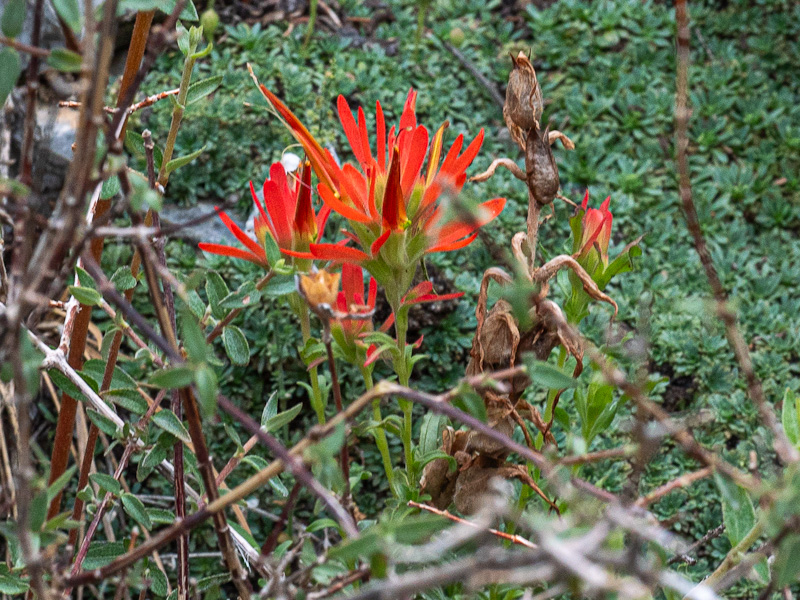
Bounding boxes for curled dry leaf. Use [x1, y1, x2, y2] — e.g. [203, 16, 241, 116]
[534, 255, 618, 318]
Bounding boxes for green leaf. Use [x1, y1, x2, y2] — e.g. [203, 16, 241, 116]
[327, 531, 382, 562]
[165, 145, 207, 174]
[29, 490, 47, 531]
[452, 388, 487, 423]
[47, 48, 83, 72]
[125, 130, 163, 169]
[1, 0, 26, 38]
[82, 359, 137, 392]
[260, 392, 277, 428]
[147, 508, 176, 525]
[149, 366, 195, 389]
[121, 493, 152, 530]
[0, 48, 21, 107]
[715, 474, 756, 548]
[52, 0, 81, 32]
[149, 566, 168, 596]
[262, 229, 281, 266]
[109, 266, 136, 292]
[47, 465, 77, 504]
[205, 271, 230, 319]
[306, 518, 339, 533]
[773, 533, 800, 586]
[262, 274, 296, 298]
[82, 541, 125, 570]
[219, 281, 260, 309]
[103, 390, 147, 415]
[117, 0, 197, 20]
[86, 409, 120, 437]
[419, 413, 447, 456]
[194, 365, 218, 418]
[187, 75, 223, 104]
[222, 326, 250, 366]
[152, 410, 192, 444]
[781, 388, 800, 448]
[180, 310, 207, 363]
[90, 472, 121, 496]
[264, 403, 302, 433]
[68, 285, 102, 306]
[47, 368, 87, 402]
[0, 570, 29, 595]
[138, 445, 167, 481]
[525, 357, 577, 389]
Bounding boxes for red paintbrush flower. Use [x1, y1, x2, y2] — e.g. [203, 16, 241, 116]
[252, 76, 505, 300]
[574, 190, 613, 266]
[199, 161, 330, 269]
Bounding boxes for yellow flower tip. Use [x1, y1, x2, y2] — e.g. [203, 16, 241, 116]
[300, 269, 341, 308]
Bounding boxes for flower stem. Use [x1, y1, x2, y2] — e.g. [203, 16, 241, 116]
[535, 345, 568, 450]
[299, 301, 326, 424]
[361, 366, 394, 490]
[393, 309, 414, 481]
[157, 41, 198, 188]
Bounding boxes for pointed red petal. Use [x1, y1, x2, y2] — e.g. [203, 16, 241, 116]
[367, 276, 377, 309]
[338, 95, 367, 166]
[450, 129, 484, 178]
[370, 229, 391, 256]
[199, 243, 265, 265]
[399, 89, 417, 131]
[318, 184, 371, 223]
[382, 151, 406, 230]
[401, 126, 429, 198]
[376, 101, 386, 172]
[427, 232, 479, 254]
[257, 84, 338, 190]
[217, 210, 268, 259]
[310, 243, 370, 263]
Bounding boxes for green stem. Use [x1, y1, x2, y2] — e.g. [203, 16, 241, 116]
[157, 47, 196, 188]
[535, 345, 568, 450]
[393, 309, 414, 481]
[299, 302, 325, 424]
[303, 0, 318, 48]
[361, 366, 394, 491]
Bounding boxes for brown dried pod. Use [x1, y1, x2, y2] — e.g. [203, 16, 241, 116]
[453, 465, 505, 515]
[420, 428, 470, 510]
[504, 51, 543, 150]
[526, 125, 560, 206]
[465, 405, 515, 458]
[468, 299, 520, 375]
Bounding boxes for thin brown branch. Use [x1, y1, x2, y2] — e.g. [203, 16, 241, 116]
[635, 467, 712, 508]
[0, 34, 50, 58]
[408, 501, 537, 549]
[673, 0, 797, 465]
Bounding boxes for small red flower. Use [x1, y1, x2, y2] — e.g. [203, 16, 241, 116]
[575, 190, 613, 265]
[199, 161, 330, 269]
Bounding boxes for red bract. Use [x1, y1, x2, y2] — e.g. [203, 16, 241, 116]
[335, 263, 377, 345]
[254, 80, 506, 287]
[199, 161, 330, 269]
[379, 281, 464, 330]
[575, 190, 613, 265]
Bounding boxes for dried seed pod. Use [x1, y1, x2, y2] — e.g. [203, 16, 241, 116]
[465, 405, 515, 458]
[453, 465, 503, 515]
[526, 125, 560, 206]
[504, 51, 543, 150]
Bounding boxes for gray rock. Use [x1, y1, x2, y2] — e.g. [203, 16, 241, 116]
[160, 200, 245, 246]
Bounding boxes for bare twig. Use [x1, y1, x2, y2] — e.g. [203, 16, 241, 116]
[408, 501, 537, 549]
[673, 0, 797, 465]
